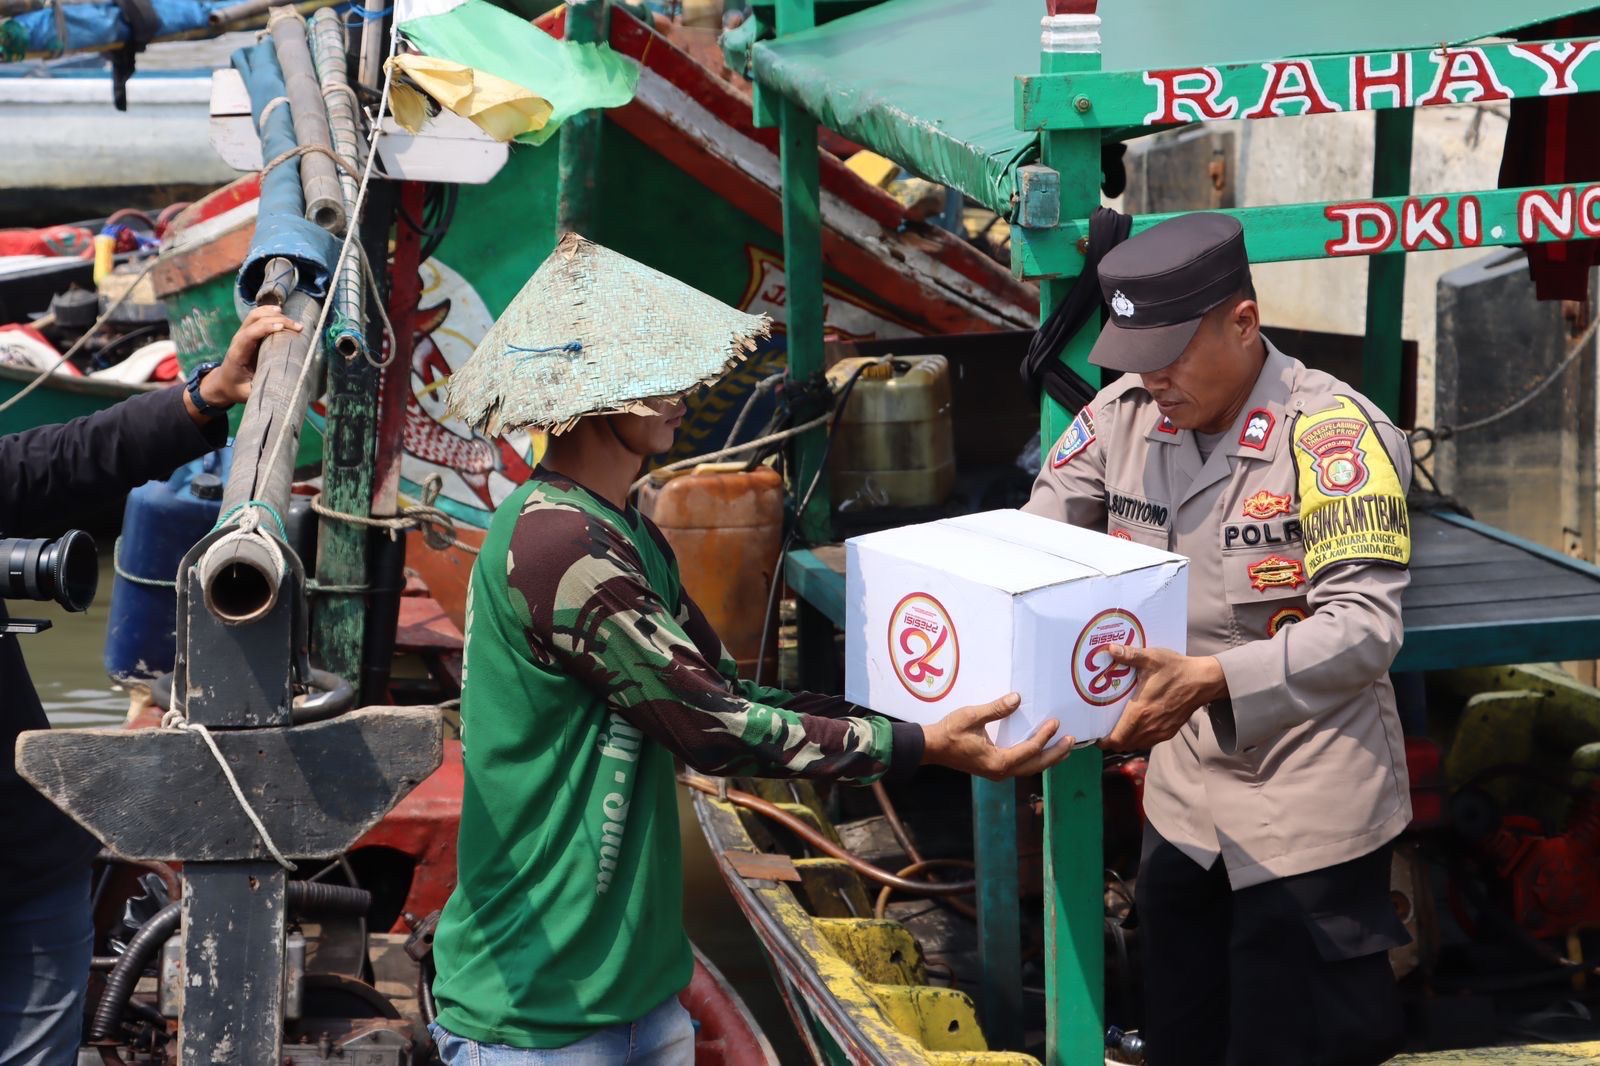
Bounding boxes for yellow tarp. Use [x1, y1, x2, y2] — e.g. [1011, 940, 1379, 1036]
[388, 53, 554, 141]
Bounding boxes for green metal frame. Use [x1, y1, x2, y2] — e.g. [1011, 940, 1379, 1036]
[753, 2, 1600, 1062]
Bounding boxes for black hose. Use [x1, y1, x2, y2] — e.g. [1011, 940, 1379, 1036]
[418, 954, 438, 1027]
[287, 879, 371, 915]
[88, 881, 371, 1040]
[293, 668, 357, 724]
[90, 901, 180, 1040]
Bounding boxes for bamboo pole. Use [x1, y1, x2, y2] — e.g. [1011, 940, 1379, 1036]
[208, 0, 288, 27]
[310, 5, 368, 361]
[268, 6, 348, 235]
[18, 0, 340, 60]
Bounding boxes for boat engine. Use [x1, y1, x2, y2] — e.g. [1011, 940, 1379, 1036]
[1454, 781, 1600, 940]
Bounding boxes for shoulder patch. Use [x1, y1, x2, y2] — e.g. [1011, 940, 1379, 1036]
[1293, 396, 1410, 579]
[1051, 407, 1096, 469]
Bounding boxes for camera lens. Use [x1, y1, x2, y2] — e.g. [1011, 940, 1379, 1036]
[1, 530, 98, 612]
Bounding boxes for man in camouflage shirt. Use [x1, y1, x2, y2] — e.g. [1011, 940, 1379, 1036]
[428, 239, 1071, 1065]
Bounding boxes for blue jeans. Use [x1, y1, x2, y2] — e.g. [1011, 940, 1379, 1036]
[429, 996, 694, 1065]
[0, 872, 92, 1066]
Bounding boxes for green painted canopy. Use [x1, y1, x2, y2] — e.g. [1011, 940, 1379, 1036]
[753, 0, 1597, 214]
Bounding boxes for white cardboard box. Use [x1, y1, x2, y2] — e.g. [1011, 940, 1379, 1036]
[844, 510, 1189, 747]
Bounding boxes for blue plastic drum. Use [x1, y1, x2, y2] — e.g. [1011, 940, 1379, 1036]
[103, 447, 230, 683]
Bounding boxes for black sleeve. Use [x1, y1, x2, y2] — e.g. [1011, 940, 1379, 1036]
[0, 385, 227, 537]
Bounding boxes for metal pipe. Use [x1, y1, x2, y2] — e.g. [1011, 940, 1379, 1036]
[268, 7, 347, 235]
[679, 774, 978, 897]
[208, 0, 290, 27]
[310, 6, 369, 360]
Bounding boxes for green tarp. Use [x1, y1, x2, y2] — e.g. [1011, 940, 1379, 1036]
[755, 0, 1597, 215]
[754, 0, 1037, 216]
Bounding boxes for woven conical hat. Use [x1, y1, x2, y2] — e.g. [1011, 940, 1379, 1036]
[445, 233, 770, 434]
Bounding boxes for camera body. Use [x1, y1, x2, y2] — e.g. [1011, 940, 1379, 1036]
[1, 530, 99, 634]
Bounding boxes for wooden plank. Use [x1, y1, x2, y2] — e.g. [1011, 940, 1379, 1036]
[557, 0, 609, 235]
[210, 68, 508, 183]
[1396, 615, 1600, 672]
[1362, 108, 1412, 422]
[725, 850, 802, 883]
[1016, 35, 1600, 132]
[15, 707, 444, 861]
[313, 182, 395, 697]
[1404, 595, 1600, 629]
[178, 863, 285, 1066]
[1013, 181, 1600, 280]
[1408, 557, 1562, 588]
[1403, 573, 1600, 610]
[786, 549, 846, 630]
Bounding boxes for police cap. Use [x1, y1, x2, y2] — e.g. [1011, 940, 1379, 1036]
[1089, 212, 1253, 374]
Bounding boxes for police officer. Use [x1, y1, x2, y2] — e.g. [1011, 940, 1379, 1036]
[1025, 213, 1413, 1065]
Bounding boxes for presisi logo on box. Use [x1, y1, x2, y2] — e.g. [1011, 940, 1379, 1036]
[888, 592, 960, 702]
[1072, 608, 1145, 707]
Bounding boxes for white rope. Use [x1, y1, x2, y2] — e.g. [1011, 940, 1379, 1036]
[259, 94, 291, 127]
[160, 710, 299, 871]
[630, 409, 832, 493]
[255, 21, 400, 501]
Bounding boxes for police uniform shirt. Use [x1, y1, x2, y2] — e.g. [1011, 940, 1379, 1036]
[1024, 341, 1414, 887]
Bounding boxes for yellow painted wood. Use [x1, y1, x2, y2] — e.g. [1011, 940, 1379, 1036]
[866, 984, 988, 1053]
[815, 918, 927, 984]
[1395, 1041, 1600, 1063]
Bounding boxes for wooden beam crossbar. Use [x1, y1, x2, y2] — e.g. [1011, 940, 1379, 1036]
[1018, 36, 1600, 132]
[1014, 180, 1600, 279]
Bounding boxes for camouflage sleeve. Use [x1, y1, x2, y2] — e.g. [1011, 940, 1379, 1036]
[508, 506, 920, 783]
[675, 592, 923, 767]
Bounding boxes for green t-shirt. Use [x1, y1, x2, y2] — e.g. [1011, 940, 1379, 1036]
[430, 471, 919, 1048]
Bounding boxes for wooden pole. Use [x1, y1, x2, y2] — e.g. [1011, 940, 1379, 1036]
[373, 181, 425, 515]
[1362, 108, 1413, 423]
[310, 5, 370, 362]
[314, 182, 397, 696]
[1034, 4, 1105, 1063]
[556, 0, 610, 237]
[268, 6, 348, 235]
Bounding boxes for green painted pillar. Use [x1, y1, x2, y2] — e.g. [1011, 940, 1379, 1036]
[557, 0, 610, 237]
[972, 778, 1022, 1049]
[1361, 108, 1413, 422]
[314, 181, 397, 689]
[774, 0, 827, 544]
[1034, 6, 1105, 1063]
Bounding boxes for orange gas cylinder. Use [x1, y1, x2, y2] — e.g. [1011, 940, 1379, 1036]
[639, 463, 783, 681]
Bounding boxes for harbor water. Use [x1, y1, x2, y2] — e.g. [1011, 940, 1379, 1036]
[35, 554, 806, 1061]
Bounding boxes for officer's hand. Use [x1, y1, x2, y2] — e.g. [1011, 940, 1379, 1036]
[1098, 646, 1228, 752]
[204, 305, 305, 411]
[922, 693, 1076, 781]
